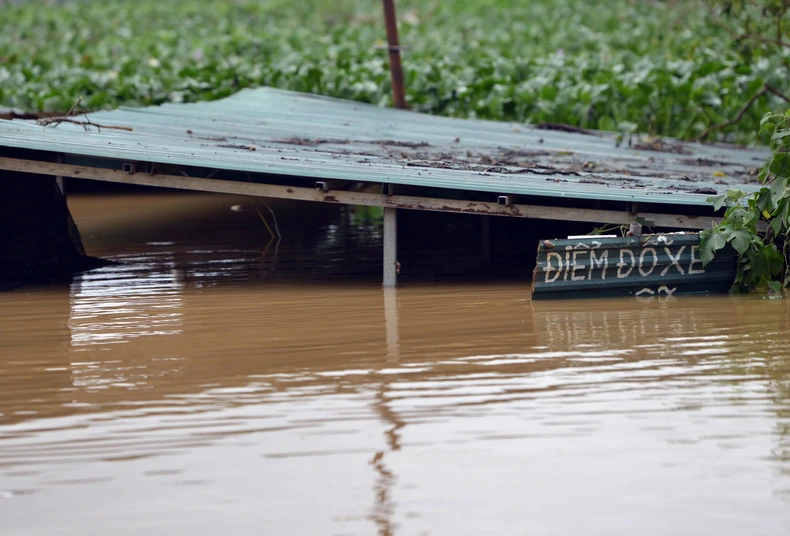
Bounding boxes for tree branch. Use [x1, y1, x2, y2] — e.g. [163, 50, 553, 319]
[705, 2, 790, 49]
[696, 87, 767, 141]
[765, 83, 790, 103]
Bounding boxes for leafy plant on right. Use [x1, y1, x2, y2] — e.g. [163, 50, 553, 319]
[701, 110, 790, 292]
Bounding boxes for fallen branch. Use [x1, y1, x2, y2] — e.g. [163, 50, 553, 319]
[35, 96, 83, 128]
[37, 116, 133, 132]
[35, 96, 133, 132]
[535, 122, 597, 136]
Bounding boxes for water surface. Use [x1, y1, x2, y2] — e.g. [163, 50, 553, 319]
[1, 193, 789, 535]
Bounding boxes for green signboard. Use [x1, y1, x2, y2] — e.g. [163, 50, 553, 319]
[531, 233, 736, 299]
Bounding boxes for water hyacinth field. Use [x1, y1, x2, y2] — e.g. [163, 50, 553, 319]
[0, 0, 788, 142]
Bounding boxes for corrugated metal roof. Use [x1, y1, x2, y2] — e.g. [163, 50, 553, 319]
[0, 88, 769, 206]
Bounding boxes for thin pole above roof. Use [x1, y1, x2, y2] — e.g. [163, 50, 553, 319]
[382, 0, 407, 109]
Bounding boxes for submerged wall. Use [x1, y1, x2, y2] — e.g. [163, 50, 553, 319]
[0, 169, 95, 288]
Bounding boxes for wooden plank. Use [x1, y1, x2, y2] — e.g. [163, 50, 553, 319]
[0, 157, 718, 229]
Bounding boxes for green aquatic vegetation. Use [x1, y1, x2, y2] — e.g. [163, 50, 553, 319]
[0, 0, 787, 141]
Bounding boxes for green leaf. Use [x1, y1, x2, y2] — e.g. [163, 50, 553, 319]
[726, 189, 746, 201]
[765, 244, 784, 276]
[767, 280, 782, 293]
[700, 231, 726, 266]
[756, 188, 772, 212]
[762, 112, 780, 127]
[725, 206, 752, 228]
[749, 253, 766, 285]
[729, 229, 752, 255]
[775, 197, 790, 228]
[760, 122, 777, 137]
[771, 215, 783, 236]
[769, 153, 790, 178]
[707, 194, 727, 211]
[770, 177, 787, 206]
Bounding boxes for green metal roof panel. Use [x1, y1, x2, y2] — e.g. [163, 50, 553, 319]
[0, 88, 769, 206]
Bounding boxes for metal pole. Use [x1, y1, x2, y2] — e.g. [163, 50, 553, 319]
[383, 207, 398, 287]
[383, 287, 399, 359]
[382, 0, 407, 109]
[629, 202, 643, 237]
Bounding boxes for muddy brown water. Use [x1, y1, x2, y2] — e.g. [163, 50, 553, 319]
[1, 192, 790, 535]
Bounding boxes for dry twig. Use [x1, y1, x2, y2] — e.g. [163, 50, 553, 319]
[36, 96, 133, 132]
[244, 171, 283, 243]
[259, 198, 282, 240]
[64, 96, 83, 118]
[37, 116, 133, 132]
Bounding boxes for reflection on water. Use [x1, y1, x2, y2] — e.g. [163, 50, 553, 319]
[70, 260, 184, 348]
[0, 193, 789, 535]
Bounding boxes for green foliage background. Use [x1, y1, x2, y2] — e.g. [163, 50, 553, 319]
[0, 0, 788, 141]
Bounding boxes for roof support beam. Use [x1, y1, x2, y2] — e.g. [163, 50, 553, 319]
[383, 207, 398, 287]
[0, 157, 717, 230]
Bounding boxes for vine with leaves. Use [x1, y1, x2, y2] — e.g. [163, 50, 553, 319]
[700, 110, 790, 292]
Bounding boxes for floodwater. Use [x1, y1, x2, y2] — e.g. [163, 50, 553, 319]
[1, 192, 790, 535]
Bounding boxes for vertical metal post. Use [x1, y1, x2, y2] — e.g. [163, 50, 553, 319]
[481, 215, 491, 267]
[629, 202, 642, 237]
[383, 288, 399, 359]
[382, 0, 407, 109]
[383, 207, 398, 287]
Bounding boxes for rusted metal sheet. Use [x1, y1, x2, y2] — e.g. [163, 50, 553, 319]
[531, 233, 736, 299]
[382, 0, 407, 110]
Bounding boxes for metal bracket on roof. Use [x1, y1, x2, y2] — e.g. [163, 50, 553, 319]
[122, 161, 161, 175]
[498, 195, 518, 206]
[315, 180, 350, 193]
[628, 202, 643, 237]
